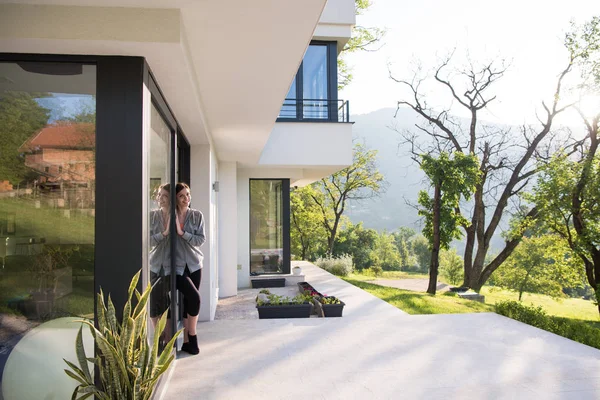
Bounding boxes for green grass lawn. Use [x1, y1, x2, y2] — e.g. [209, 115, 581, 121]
[349, 270, 430, 281]
[481, 287, 600, 322]
[343, 278, 494, 314]
[344, 275, 600, 322]
[0, 197, 94, 244]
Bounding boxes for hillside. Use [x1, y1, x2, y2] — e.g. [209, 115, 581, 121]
[347, 107, 425, 232]
[347, 107, 508, 252]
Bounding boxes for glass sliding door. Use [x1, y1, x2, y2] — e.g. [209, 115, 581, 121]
[302, 44, 328, 119]
[0, 61, 96, 392]
[277, 42, 336, 122]
[250, 179, 290, 275]
[147, 103, 172, 346]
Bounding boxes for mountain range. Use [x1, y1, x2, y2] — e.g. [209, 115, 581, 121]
[347, 107, 425, 232]
[347, 107, 509, 252]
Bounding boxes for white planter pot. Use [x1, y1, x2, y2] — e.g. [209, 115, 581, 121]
[292, 267, 302, 276]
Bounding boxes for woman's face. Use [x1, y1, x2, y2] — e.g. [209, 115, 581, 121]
[157, 189, 170, 208]
[177, 188, 191, 209]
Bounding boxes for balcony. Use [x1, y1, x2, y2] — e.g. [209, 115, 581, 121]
[277, 98, 350, 123]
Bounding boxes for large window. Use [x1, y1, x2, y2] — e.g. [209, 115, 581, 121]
[278, 42, 338, 121]
[148, 102, 172, 346]
[250, 179, 290, 275]
[0, 61, 96, 384]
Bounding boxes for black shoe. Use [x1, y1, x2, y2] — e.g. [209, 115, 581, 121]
[181, 341, 191, 353]
[184, 334, 199, 355]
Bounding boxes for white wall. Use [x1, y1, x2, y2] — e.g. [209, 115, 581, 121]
[236, 170, 251, 289]
[190, 144, 218, 321]
[319, 0, 356, 25]
[259, 122, 353, 167]
[236, 167, 308, 289]
[315, 0, 355, 49]
[218, 162, 238, 297]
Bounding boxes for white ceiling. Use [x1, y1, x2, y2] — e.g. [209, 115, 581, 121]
[0, 0, 334, 166]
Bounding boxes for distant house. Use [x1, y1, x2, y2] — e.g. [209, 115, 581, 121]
[19, 122, 95, 189]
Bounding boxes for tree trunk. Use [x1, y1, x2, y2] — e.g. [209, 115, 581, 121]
[427, 181, 442, 295]
[327, 211, 342, 255]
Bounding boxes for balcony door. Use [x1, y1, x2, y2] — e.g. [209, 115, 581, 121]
[302, 44, 328, 119]
[278, 41, 338, 122]
[249, 179, 290, 275]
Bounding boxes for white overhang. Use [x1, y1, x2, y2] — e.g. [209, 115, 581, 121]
[0, 0, 337, 165]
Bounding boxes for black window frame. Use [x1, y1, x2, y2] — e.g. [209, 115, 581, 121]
[0, 52, 191, 336]
[248, 178, 290, 275]
[277, 41, 339, 123]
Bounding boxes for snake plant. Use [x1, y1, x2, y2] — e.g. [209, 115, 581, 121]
[63, 271, 182, 400]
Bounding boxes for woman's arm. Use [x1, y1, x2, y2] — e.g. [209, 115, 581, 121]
[150, 211, 169, 246]
[181, 210, 206, 247]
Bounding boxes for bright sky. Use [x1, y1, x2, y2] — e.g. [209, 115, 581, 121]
[340, 0, 600, 126]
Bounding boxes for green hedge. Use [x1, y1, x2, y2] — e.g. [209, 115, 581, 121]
[495, 300, 600, 350]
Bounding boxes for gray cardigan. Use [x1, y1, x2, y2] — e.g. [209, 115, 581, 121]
[149, 208, 206, 275]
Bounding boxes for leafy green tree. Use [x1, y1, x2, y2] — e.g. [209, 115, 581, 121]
[531, 154, 600, 308]
[418, 152, 480, 294]
[440, 248, 464, 286]
[338, 0, 385, 90]
[290, 186, 328, 260]
[0, 92, 49, 184]
[530, 16, 600, 312]
[311, 142, 385, 255]
[333, 222, 378, 270]
[392, 43, 578, 292]
[493, 235, 583, 301]
[411, 235, 431, 273]
[371, 231, 401, 271]
[392, 227, 416, 268]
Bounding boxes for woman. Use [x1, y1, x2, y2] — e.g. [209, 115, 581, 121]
[150, 182, 205, 355]
[149, 185, 171, 327]
[172, 182, 205, 355]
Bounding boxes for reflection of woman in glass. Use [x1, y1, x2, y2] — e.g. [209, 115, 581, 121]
[149, 185, 171, 329]
[172, 182, 205, 355]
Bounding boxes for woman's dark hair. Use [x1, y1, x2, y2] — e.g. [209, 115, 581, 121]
[160, 182, 190, 194]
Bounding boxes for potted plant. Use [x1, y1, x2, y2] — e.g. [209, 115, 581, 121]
[314, 296, 345, 317]
[64, 271, 182, 399]
[292, 265, 302, 275]
[255, 293, 312, 319]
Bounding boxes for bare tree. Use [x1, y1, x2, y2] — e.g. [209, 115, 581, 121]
[391, 53, 575, 291]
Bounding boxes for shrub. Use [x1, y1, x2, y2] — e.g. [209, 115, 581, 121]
[495, 300, 600, 350]
[64, 271, 181, 399]
[315, 254, 353, 276]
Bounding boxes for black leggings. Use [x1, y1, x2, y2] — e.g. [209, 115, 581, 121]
[150, 268, 201, 318]
[178, 268, 201, 318]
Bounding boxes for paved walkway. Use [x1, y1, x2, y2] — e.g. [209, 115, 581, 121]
[162, 262, 600, 400]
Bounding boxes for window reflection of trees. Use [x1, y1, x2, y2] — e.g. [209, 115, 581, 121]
[250, 180, 283, 274]
[0, 63, 96, 374]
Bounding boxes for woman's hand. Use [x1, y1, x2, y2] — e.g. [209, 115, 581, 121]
[162, 215, 170, 237]
[175, 213, 185, 236]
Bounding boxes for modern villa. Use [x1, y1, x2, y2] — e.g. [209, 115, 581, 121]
[0, 0, 355, 398]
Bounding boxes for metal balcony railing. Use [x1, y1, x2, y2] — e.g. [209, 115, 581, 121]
[277, 98, 350, 123]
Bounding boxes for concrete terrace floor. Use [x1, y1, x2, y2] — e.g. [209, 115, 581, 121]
[162, 262, 600, 400]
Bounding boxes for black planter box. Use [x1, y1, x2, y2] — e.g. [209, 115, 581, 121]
[256, 303, 312, 319]
[313, 297, 345, 317]
[251, 278, 286, 288]
[297, 282, 322, 296]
